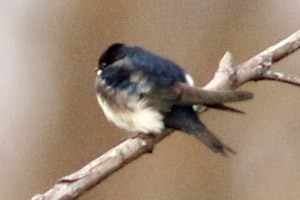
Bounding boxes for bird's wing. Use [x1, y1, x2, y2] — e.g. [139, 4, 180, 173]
[148, 82, 253, 105]
[173, 83, 253, 105]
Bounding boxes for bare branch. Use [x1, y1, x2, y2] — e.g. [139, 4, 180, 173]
[205, 30, 300, 91]
[32, 131, 171, 200]
[31, 29, 300, 200]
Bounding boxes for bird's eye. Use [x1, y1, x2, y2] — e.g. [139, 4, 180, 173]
[98, 62, 107, 70]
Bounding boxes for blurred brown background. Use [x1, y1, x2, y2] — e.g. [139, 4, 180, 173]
[1, 1, 300, 200]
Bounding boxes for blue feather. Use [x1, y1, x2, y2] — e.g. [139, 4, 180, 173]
[101, 67, 138, 94]
[100, 45, 188, 95]
[127, 47, 187, 86]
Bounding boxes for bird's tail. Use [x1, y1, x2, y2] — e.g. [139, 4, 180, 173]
[185, 119, 235, 156]
[163, 106, 235, 156]
[193, 128, 235, 156]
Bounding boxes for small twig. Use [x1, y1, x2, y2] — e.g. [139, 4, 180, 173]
[32, 29, 300, 200]
[257, 70, 300, 87]
[203, 52, 236, 91]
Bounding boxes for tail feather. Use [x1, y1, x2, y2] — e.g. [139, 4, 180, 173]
[206, 103, 245, 114]
[163, 106, 236, 156]
[194, 129, 235, 156]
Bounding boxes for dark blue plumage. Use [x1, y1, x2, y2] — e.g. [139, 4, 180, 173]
[101, 67, 138, 94]
[125, 46, 187, 86]
[163, 106, 205, 132]
[100, 45, 187, 94]
[95, 43, 252, 156]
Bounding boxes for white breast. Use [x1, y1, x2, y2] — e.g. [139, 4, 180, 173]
[97, 95, 164, 134]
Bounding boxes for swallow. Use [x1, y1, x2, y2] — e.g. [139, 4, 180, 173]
[95, 43, 253, 156]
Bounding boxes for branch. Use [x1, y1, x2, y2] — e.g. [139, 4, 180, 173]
[32, 29, 300, 200]
[31, 131, 172, 200]
[204, 29, 300, 90]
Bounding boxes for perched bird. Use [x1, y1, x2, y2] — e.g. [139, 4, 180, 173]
[95, 43, 253, 156]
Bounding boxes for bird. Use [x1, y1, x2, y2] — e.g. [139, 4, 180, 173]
[95, 43, 253, 156]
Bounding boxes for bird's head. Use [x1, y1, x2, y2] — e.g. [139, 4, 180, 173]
[97, 43, 126, 73]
